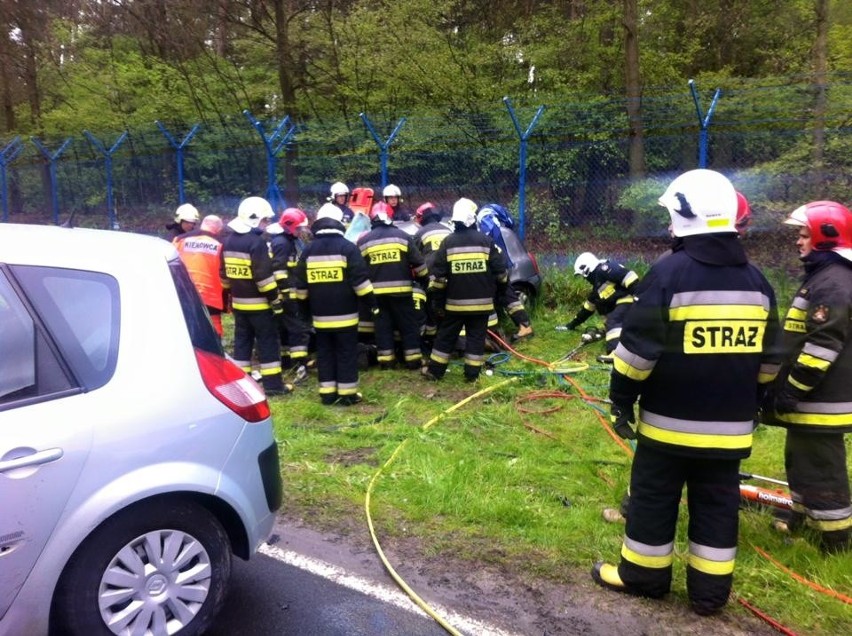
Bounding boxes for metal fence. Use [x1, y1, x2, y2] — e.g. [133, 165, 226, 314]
[1, 76, 850, 239]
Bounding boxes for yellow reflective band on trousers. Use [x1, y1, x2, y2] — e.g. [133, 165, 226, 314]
[621, 542, 673, 569]
[776, 411, 852, 427]
[688, 542, 736, 575]
[807, 517, 852, 532]
[638, 411, 753, 451]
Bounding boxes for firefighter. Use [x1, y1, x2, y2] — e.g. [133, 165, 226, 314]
[591, 169, 781, 616]
[476, 204, 533, 342]
[424, 198, 509, 382]
[267, 207, 313, 374]
[328, 181, 355, 224]
[414, 202, 452, 351]
[382, 184, 410, 221]
[165, 203, 200, 240]
[220, 197, 291, 396]
[761, 200, 852, 554]
[174, 214, 227, 338]
[556, 252, 639, 361]
[291, 203, 377, 406]
[356, 201, 428, 369]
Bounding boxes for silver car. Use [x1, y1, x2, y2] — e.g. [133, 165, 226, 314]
[0, 224, 281, 636]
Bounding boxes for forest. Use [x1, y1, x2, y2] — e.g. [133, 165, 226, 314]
[0, 1, 850, 234]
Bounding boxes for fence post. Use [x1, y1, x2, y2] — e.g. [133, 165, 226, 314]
[1, 137, 23, 222]
[243, 110, 296, 212]
[156, 121, 200, 205]
[359, 113, 406, 189]
[688, 79, 721, 169]
[30, 137, 73, 225]
[503, 97, 545, 241]
[84, 131, 129, 230]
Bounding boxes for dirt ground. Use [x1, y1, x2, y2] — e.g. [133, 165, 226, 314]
[276, 513, 780, 636]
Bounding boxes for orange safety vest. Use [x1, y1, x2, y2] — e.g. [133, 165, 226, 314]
[174, 233, 224, 310]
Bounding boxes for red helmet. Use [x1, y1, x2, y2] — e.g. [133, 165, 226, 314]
[785, 200, 852, 259]
[369, 201, 394, 224]
[279, 207, 309, 234]
[415, 202, 436, 223]
[735, 191, 751, 232]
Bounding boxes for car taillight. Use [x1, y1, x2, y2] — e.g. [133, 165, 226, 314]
[194, 348, 270, 422]
[528, 251, 540, 274]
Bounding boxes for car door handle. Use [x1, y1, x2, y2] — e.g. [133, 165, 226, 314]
[0, 448, 64, 473]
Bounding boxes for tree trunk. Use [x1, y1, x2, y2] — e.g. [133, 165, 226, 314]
[811, 0, 828, 197]
[622, 0, 646, 178]
[272, 0, 300, 204]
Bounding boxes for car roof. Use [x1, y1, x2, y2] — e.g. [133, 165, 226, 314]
[0, 224, 178, 271]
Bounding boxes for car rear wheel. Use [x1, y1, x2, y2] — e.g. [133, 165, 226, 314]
[51, 498, 231, 636]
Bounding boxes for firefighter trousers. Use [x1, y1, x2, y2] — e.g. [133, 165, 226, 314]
[232, 309, 284, 393]
[428, 313, 489, 380]
[785, 429, 851, 552]
[619, 443, 740, 613]
[315, 328, 360, 403]
[277, 297, 312, 364]
[374, 295, 422, 367]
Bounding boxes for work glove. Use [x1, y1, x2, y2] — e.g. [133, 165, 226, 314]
[270, 297, 284, 316]
[773, 391, 799, 414]
[555, 321, 577, 332]
[610, 404, 637, 440]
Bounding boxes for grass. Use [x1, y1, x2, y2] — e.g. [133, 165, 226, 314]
[246, 263, 851, 635]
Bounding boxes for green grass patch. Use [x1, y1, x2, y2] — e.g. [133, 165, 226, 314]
[262, 263, 851, 634]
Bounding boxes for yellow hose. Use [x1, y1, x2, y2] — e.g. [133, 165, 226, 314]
[364, 377, 519, 635]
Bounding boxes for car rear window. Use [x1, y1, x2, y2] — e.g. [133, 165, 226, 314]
[11, 265, 120, 391]
[168, 257, 223, 356]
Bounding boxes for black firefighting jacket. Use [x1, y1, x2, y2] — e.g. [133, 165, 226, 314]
[428, 224, 508, 314]
[269, 231, 301, 294]
[764, 251, 852, 434]
[220, 227, 278, 311]
[414, 217, 452, 270]
[570, 260, 639, 326]
[290, 217, 375, 330]
[610, 234, 782, 459]
[356, 221, 428, 296]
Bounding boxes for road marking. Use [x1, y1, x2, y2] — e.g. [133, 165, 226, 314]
[260, 543, 520, 636]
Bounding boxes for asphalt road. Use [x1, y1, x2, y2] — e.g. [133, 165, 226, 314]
[207, 551, 447, 636]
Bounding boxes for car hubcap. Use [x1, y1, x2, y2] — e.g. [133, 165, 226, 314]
[98, 529, 212, 635]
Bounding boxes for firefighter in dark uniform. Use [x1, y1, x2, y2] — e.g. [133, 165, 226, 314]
[291, 203, 376, 406]
[220, 197, 291, 396]
[425, 198, 509, 382]
[557, 252, 639, 359]
[414, 202, 452, 352]
[165, 203, 199, 241]
[357, 201, 428, 369]
[267, 207, 312, 372]
[591, 169, 781, 616]
[762, 200, 852, 554]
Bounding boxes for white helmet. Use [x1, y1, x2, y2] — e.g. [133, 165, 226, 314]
[574, 252, 601, 277]
[658, 169, 738, 237]
[330, 181, 349, 197]
[451, 198, 478, 228]
[265, 222, 284, 235]
[174, 203, 200, 224]
[316, 202, 344, 223]
[383, 184, 402, 199]
[237, 197, 274, 228]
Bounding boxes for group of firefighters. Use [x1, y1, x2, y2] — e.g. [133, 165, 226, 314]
[169, 183, 534, 403]
[170, 170, 852, 618]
